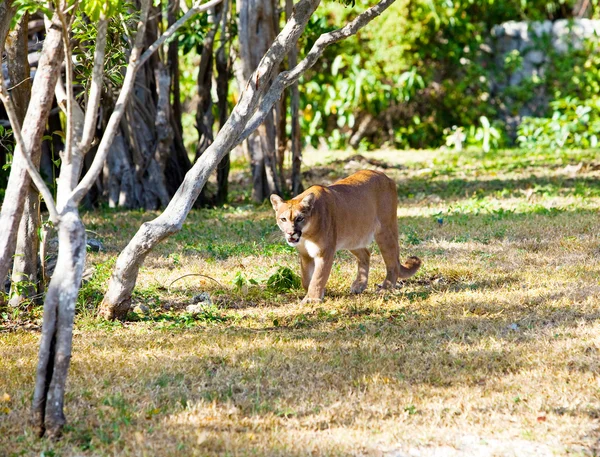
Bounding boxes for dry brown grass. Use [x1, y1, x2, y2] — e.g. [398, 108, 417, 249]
[2, 147, 600, 456]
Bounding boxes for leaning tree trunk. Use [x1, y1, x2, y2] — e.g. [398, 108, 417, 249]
[7, 14, 38, 307]
[238, 0, 282, 202]
[0, 11, 64, 295]
[99, 0, 397, 320]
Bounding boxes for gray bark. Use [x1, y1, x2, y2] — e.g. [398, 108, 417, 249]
[7, 15, 38, 307]
[32, 210, 85, 438]
[0, 12, 64, 295]
[100, 0, 397, 320]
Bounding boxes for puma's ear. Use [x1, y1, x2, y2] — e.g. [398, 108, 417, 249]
[270, 194, 285, 211]
[299, 193, 315, 213]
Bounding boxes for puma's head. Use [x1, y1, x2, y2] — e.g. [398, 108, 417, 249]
[270, 193, 315, 247]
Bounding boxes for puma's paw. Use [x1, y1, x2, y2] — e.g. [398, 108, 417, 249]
[350, 281, 367, 294]
[301, 296, 323, 304]
[376, 281, 394, 292]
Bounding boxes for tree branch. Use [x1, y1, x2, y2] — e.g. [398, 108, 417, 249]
[80, 16, 108, 152]
[237, 0, 396, 144]
[0, 80, 60, 224]
[68, 0, 151, 205]
[56, 2, 75, 163]
[138, 0, 224, 68]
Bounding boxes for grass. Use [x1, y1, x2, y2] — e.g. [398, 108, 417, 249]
[2, 147, 600, 456]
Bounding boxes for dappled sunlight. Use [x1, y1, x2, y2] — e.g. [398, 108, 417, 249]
[3, 148, 600, 454]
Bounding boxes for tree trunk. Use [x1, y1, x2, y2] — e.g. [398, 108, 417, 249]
[274, 2, 288, 194]
[7, 14, 38, 308]
[166, 0, 192, 197]
[0, 11, 64, 295]
[193, 8, 221, 206]
[215, 0, 232, 205]
[238, 0, 281, 202]
[95, 5, 190, 209]
[32, 209, 85, 438]
[0, 1, 15, 54]
[286, 0, 303, 196]
[0, 1, 16, 195]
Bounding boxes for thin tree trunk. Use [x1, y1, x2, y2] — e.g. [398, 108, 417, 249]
[32, 210, 85, 438]
[0, 0, 16, 54]
[238, 0, 281, 202]
[215, 0, 232, 205]
[166, 0, 192, 197]
[100, 0, 397, 320]
[168, 0, 183, 137]
[274, 1, 288, 194]
[7, 14, 38, 307]
[286, 0, 303, 195]
[194, 8, 222, 206]
[0, 11, 64, 294]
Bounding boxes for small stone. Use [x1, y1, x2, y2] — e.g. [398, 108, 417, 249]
[530, 20, 552, 37]
[86, 238, 104, 252]
[191, 292, 212, 305]
[133, 304, 150, 315]
[526, 50, 545, 65]
[186, 304, 207, 314]
[508, 323, 519, 331]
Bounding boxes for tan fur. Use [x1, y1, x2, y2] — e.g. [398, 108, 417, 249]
[270, 170, 422, 303]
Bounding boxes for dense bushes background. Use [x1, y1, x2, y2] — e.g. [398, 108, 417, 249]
[298, 0, 600, 150]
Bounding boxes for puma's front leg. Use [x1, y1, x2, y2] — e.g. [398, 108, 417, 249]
[302, 252, 334, 304]
[299, 254, 315, 291]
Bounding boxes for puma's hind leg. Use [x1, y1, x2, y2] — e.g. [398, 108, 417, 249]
[350, 248, 370, 294]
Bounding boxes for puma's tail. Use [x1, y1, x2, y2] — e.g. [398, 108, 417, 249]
[398, 256, 422, 279]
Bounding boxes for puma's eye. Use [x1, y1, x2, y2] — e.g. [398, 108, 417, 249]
[280, 217, 287, 222]
[296, 216, 304, 223]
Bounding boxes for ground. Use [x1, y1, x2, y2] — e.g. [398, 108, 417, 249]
[2, 147, 600, 456]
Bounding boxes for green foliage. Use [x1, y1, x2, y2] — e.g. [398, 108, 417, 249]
[177, 13, 211, 55]
[71, 9, 137, 90]
[11, 0, 52, 25]
[266, 267, 301, 293]
[82, 0, 123, 21]
[517, 97, 600, 149]
[301, 0, 600, 149]
[78, 258, 114, 313]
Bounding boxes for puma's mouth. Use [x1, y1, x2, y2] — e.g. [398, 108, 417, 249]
[286, 233, 301, 245]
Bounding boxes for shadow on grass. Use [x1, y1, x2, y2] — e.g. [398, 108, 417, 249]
[396, 174, 600, 201]
[47, 294, 600, 455]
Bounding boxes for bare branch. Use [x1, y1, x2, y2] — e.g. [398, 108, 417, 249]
[0, 81, 60, 224]
[56, 2, 75, 163]
[80, 16, 108, 152]
[69, 0, 151, 205]
[138, 0, 224, 68]
[237, 0, 397, 144]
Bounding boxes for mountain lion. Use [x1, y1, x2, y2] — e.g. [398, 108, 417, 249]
[270, 169, 421, 303]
